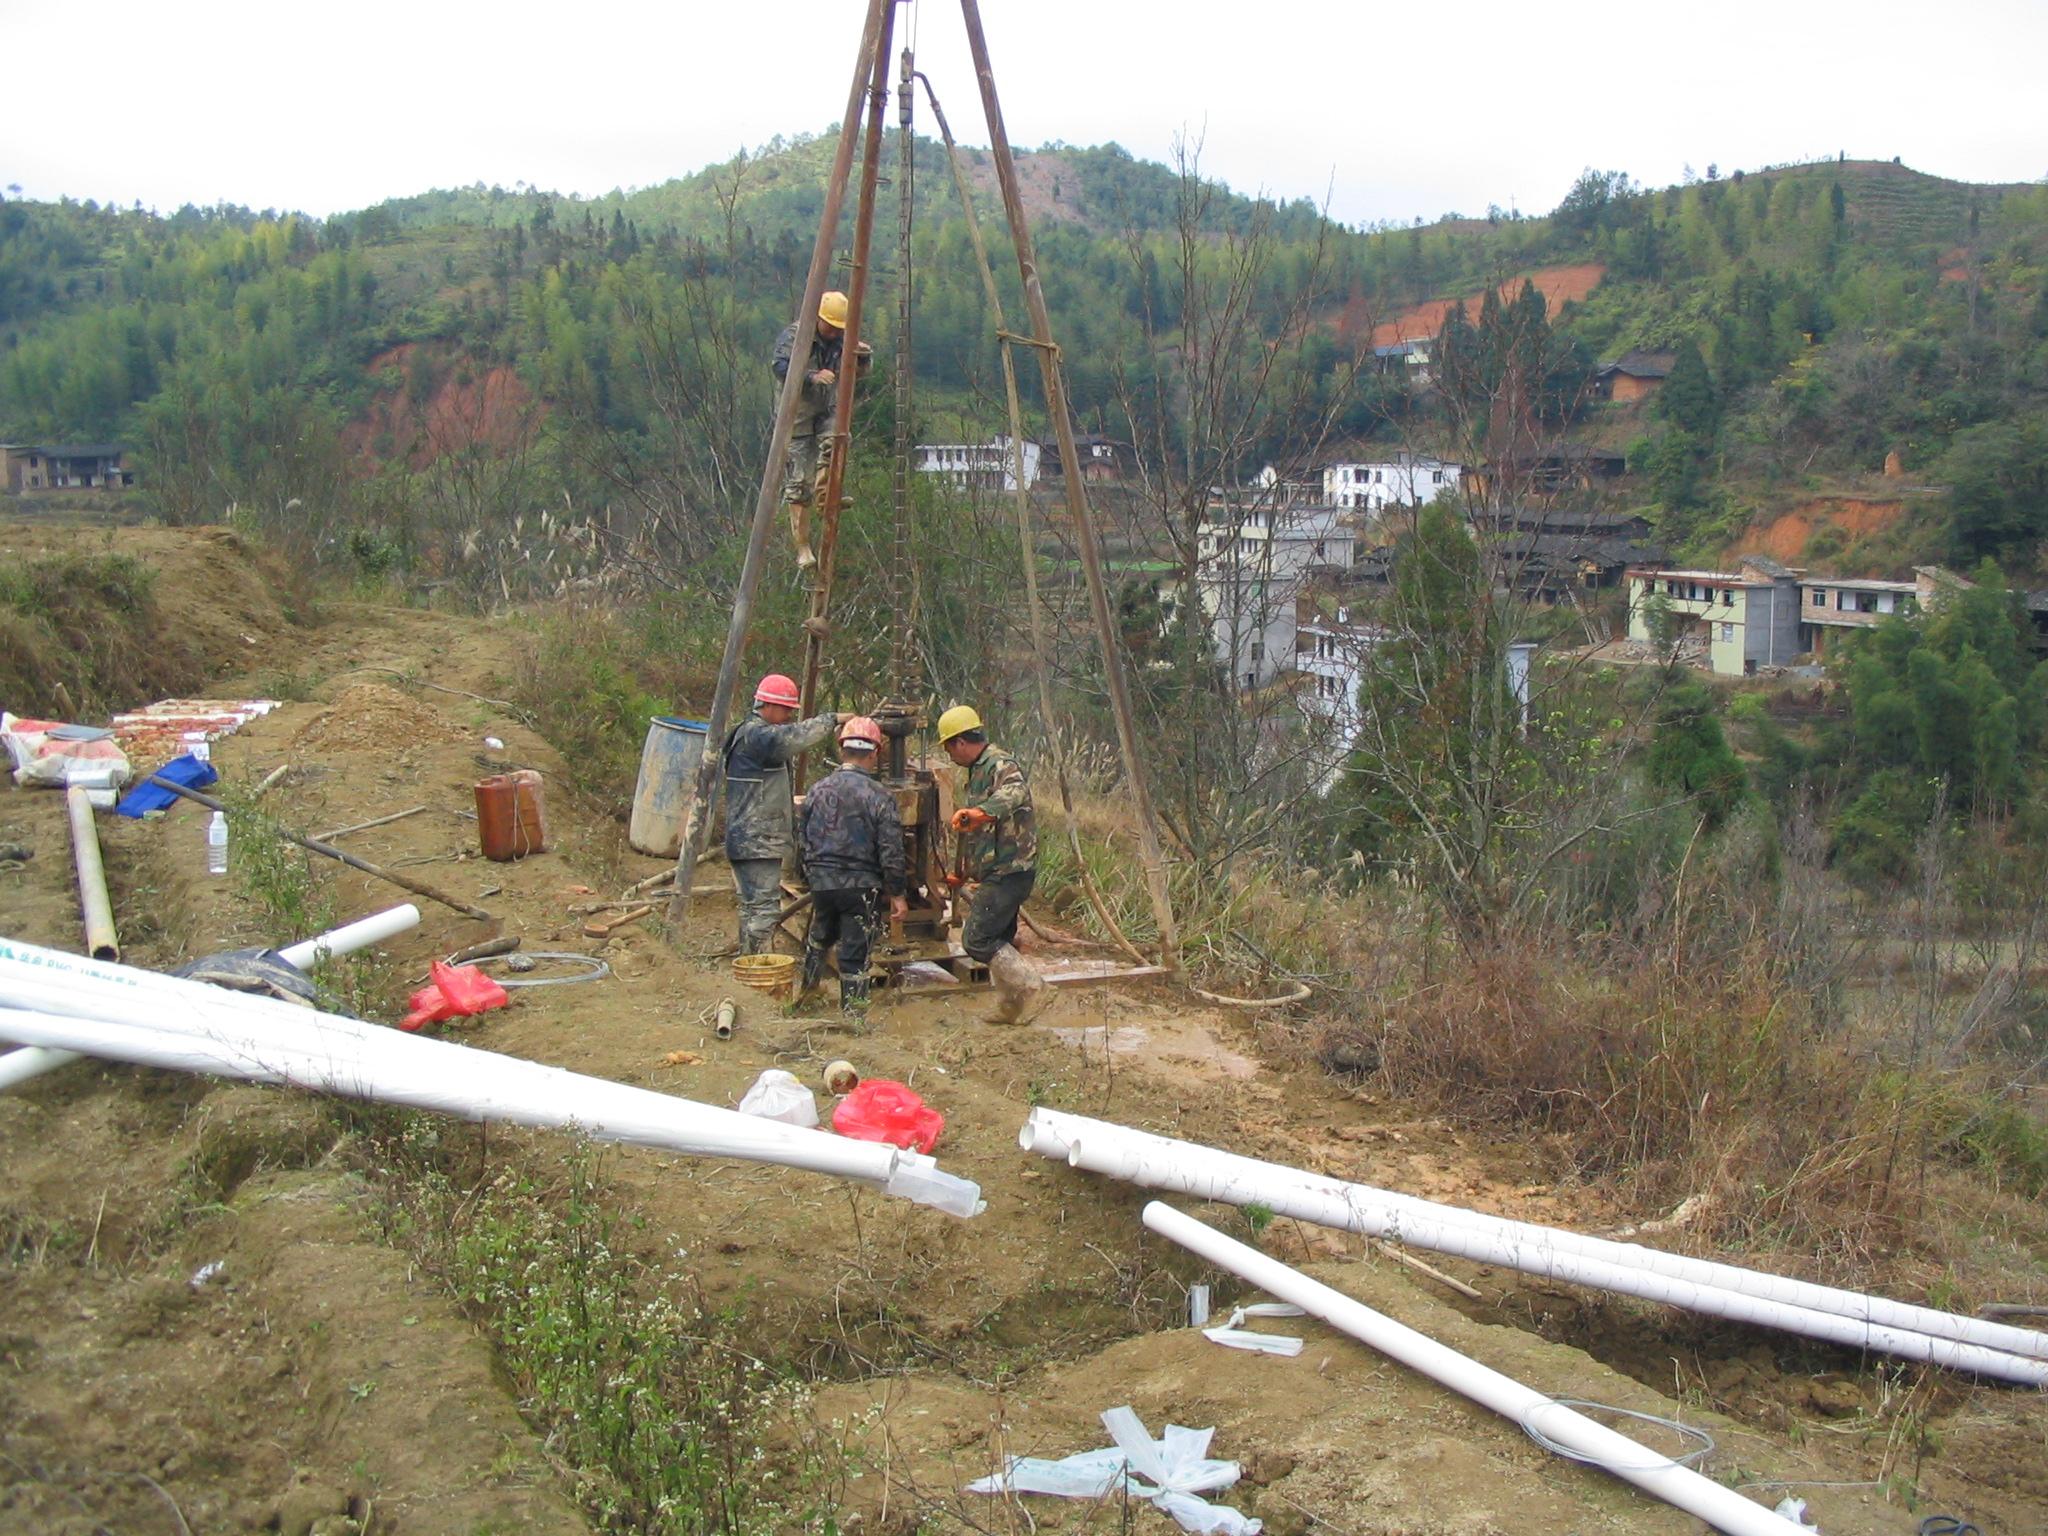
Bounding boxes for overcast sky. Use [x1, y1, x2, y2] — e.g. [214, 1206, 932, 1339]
[4, 0, 2044, 227]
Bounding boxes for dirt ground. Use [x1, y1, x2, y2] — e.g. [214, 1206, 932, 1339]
[2, 526, 2044, 1535]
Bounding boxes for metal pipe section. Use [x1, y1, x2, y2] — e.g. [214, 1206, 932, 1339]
[0, 906, 420, 1093]
[65, 785, 119, 961]
[1023, 1109, 2048, 1376]
[1142, 1203, 1808, 1536]
[0, 942, 982, 1214]
[667, 0, 892, 929]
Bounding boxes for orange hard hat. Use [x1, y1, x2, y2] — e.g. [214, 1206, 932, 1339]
[754, 673, 801, 708]
[838, 715, 882, 751]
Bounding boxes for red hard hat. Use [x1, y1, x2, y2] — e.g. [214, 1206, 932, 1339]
[838, 715, 882, 751]
[754, 673, 801, 708]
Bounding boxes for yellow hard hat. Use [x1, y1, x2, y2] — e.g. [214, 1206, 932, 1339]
[935, 704, 982, 743]
[818, 290, 849, 329]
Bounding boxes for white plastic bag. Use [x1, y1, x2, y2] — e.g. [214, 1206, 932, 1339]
[1203, 1302, 1306, 1355]
[966, 1406, 1261, 1536]
[735, 1068, 819, 1128]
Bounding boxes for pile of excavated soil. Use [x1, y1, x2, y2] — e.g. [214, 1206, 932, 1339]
[290, 681, 467, 755]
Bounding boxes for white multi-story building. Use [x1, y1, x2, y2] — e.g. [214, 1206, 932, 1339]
[1298, 607, 1383, 732]
[1322, 453, 1462, 513]
[1195, 500, 1353, 691]
[913, 436, 1042, 492]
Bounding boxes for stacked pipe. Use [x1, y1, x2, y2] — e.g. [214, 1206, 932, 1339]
[0, 931, 982, 1216]
[0, 904, 424, 1091]
[1021, 1109, 2048, 1384]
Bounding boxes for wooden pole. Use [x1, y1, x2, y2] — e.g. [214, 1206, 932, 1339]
[667, 0, 891, 934]
[145, 776, 494, 922]
[797, 0, 900, 727]
[917, 72, 1149, 970]
[954, 0, 1181, 970]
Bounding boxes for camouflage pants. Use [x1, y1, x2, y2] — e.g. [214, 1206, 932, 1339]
[782, 431, 832, 507]
[732, 857, 786, 954]
[961, 869, 1035, 963]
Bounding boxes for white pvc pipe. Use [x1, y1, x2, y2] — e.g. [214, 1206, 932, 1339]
[66, 785, 119, 961]
[0, 906, 420, 1093]
[276, 903, 421, 969]
[0, 1045, 76, 1090]
[1024, 1110, 2048, 1379]
[1143, 1202, 1807, 1536]
[0, 943, 982, 1215]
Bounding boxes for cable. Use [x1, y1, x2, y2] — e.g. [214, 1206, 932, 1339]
[1517, 1398, 1715, 1472]
[466, 951, 611, 988]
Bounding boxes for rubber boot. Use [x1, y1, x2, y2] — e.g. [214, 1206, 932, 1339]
[796, 940, 829, 1006]
[789, 498, 816, 570]
[839, 974, 872, 1021]
[986, 943, 1045, 1025]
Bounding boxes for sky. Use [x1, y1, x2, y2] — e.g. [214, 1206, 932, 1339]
[4, 0, 2045, 227]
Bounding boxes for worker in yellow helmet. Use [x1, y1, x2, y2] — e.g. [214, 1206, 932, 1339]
[937, 704, 1046, 1024]
[771, 290, 873, 571]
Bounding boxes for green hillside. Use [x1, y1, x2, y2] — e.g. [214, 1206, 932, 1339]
[2, 144, 2045, 581]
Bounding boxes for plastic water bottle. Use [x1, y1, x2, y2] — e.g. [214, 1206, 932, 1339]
[206, 811, 229, 876]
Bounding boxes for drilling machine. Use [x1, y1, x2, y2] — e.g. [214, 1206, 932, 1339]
[870, 700, 954, 963]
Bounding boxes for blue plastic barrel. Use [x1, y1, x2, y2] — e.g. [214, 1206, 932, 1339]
[628, 715, 709, 858]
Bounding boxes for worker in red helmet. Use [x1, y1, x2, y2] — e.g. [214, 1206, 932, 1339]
[795, 716, 908, 1016]
[723, 672, 842, 954]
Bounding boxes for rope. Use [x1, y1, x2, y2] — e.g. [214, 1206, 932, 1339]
[1517, 1399, 1715, 1472]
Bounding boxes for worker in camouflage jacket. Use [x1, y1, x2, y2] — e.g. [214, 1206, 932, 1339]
[723, 672, 841, 955]
[796, 716, 909, 1015]
[771, 289, 872, 571]
[936, 704, 1046, 1023]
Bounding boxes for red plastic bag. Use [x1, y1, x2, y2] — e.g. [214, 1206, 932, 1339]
[401, 961, 509, 1032]
[831, 1078, 944, 1154]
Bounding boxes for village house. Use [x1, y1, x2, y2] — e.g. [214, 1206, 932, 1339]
[1321, 452, 1463, 513]
[1036, 432, 1131, 484]
[1590, 349, 1676, 404]
[1466, 443, 1629, 499]
[1799, 575, 1920, 657]
[1626, 557, 1804, 675]
[912, 436, 1041, 493]
[1, 443, 136, 493]
[1297, 604, 1381, 733]
[1372, 339, 1433, 385]
[1191, 497, 1354, 692]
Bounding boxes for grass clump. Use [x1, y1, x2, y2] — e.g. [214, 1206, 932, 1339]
[0, 551, 203, 715]
[511, 596, 719, 803]
[365, 1129, 853, 1535]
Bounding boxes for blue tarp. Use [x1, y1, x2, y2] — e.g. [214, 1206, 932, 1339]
[113, 753, 218, 818]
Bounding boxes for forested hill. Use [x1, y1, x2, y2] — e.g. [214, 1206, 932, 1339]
[2, 140, 2045, 581]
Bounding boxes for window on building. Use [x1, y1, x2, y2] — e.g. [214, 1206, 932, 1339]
[1720, 590, 1733, 607]
[1811, 589, 1827, 607]
[1432, 470, 1444, 484]
[1720, 623, 1735, 643]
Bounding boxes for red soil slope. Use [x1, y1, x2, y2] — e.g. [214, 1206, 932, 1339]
[1368, 263, 1607, 346]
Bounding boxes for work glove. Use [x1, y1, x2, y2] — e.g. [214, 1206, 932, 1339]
[951, 807, 993, 833]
